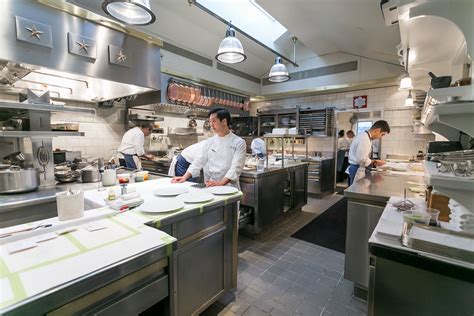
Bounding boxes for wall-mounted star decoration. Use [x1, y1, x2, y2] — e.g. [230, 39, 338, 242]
[25, 25, 43, 40]
[76, 40, 91, 53]
[116, 50, 127, 63]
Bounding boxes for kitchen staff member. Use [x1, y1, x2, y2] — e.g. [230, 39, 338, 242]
[172, 108, 246, 188]
[168, 141, 205, 182]
[251, 137, 266, 158]
[347, 120, 390, 185]
[117, 122, 154, 170]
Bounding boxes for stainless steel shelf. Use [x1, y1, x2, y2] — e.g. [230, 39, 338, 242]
[0, 131, 85, 138]
[0, 101, 96, 114]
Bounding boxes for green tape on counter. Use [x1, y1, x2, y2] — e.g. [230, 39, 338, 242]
[0, 272, 28, 310]
[0, 257, 10, 278]
[160, 235, 175, 256]
[63, 234, 88, 252]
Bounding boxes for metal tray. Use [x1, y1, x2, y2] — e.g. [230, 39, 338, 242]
[401, 223, 474, 263]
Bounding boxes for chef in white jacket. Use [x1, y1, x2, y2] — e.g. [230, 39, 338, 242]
[172, 108, 246, 188]
[347, 120, 390, 185]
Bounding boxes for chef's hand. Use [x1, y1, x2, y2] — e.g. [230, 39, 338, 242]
[205, 178, 230, 187]
[144, 154, 154, 160]
[172, 176, 186, 183]
[373, 160, 386, 167]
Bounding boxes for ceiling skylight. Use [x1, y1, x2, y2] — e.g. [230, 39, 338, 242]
[198, 0, 288, 43]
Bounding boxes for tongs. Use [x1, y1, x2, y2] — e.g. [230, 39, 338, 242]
[392, 189, 416, 211]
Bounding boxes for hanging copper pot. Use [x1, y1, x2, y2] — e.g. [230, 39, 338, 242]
[167, 81, 180, 102]
[192, 86, 201, 105]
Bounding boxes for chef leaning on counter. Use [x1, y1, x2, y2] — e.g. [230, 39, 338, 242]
[172, 108, 246, 188]
[347, 120, 390, 185]
[168, 140, 205, 182]
[117, 122, 155, 170]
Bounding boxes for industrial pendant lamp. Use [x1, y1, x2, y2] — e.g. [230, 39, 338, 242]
[216, 25, 247, 64]
[268, 56, 290, 82]
[399, 47, 413, 90]
[102, 0, 156, 25]
[404, 90, 414, 106]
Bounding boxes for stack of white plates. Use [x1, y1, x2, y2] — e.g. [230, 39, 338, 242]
[448, 199, 474, 233]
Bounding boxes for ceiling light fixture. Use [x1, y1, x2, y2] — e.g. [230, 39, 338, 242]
[268, 56, 290, 83]
[216, 25, 247, 64]
[399, 47, 413, 90]
[404, 90, 414, 106]
[102, 0, 156, 25]
[268, 37, 296, 83]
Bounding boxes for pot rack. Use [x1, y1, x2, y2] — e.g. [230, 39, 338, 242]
[165, 77, 250, 110]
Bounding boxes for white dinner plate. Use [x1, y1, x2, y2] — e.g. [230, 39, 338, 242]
[139, 198, 185, 213]
[178, 192, 214, 204]
[205, 186, 238, 195]
[153, 186, 188, 197]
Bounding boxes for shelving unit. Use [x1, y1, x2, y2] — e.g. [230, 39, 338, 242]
[0, 101, 96, 114]
[423, 161, 474, 210]
[263, 134, 309, 168]
[420, 86, 474, 139]
[0, 131, 84, 138]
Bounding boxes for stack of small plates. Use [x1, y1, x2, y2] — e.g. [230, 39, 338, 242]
[448, 199, 474, 233]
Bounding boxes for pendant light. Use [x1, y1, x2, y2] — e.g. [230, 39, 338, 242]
[399, 47, 413, 90]
[216, 25, 247, 64]
[268, 56, 290, 82]
[102, 0, 156, 25]
[404, 90, 414, 106]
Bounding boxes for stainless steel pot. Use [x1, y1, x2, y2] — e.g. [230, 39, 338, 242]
[0, 166, 40, 194]
[81, 168, 100, 183]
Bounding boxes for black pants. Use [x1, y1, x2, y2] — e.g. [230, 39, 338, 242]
[337, 157, 349, 183]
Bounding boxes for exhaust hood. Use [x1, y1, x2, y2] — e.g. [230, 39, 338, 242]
[0, 1, 161, 103]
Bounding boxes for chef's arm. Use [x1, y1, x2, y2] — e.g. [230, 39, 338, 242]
[357, 141, 373, 167]
[224, 140, 246, 182]
[186, 141, 209, 178]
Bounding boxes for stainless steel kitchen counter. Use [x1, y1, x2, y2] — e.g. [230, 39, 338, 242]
[344, 170, 425, 299]
[344, 171, 424, 204]
[240, 162, 308, 178]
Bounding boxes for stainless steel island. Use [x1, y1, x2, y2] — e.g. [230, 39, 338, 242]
[239, 162, 308, 235]
[84, 178, 242, 316]
[343, 171, 424, 299]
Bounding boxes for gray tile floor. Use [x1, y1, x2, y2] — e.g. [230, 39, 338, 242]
[214, 195, 368, 316]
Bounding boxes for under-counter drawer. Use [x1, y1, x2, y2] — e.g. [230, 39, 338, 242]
[175, 208, 224, 240]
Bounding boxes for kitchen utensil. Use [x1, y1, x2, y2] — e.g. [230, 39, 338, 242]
[178, 191, 214, 203]
[81, 167, 101, 183]
[139, 198, 185, 213]
[56, 190, 84, 221]
[205, 186, 238, 195]
[203, 119, 211, 131]
[428, 72, 452, 89]
[188, 116, 197, 128]
[37, 142, 50, 181]
[392, 189, 416, 211]
[102, 169, 117, 186]
[55, 170, 81, 183]
[3, 151, 26, 167]
[0, 166, 40, 194]
[153, 186, 188, 196]
[167, 81, 179, 102]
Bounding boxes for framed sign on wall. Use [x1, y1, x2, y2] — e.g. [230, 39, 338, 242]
[353, 95, 368, 109]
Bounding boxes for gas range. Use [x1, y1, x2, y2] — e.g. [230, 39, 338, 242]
[141, 157, 171, 176]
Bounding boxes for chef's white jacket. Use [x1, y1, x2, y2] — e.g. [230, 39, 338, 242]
[118, 127, 145, 156]
[348, 131, 372, 167]
[251, 138, 266, 156]
[187, 132, 246, 188]
[181, 141, 205, 163]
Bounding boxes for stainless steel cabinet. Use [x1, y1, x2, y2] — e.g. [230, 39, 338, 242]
[306, 158, 335, 197]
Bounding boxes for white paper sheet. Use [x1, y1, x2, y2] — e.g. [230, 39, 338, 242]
[0, 278, 14, 304]
[410, 227, 474, 252]
[2, 237, 79, 273]
[69, 219, 133, 249]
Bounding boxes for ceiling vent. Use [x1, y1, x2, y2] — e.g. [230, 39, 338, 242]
[380, 0, 400, 26]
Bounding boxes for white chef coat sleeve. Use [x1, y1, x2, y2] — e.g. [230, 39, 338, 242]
[224, 139, 246, 182]
[133, 131, 145, 156]
[186, 139, 209, 178]
[357, 139, 372, 167]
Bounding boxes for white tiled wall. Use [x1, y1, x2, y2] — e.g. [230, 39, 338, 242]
[251, 86, 435, 158]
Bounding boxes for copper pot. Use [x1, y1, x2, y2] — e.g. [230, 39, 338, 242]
[167, 81, 179, 102]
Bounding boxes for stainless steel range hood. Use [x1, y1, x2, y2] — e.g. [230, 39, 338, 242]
[0, 1, 161, 102]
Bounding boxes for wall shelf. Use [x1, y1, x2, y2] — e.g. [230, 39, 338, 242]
[423, 161, 474, 210]
[0, 131, 85, 138]
[0, 101, 96, 114]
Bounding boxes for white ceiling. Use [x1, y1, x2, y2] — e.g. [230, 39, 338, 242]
[256, 0, 401, 64]
[72, 0, 401, 79]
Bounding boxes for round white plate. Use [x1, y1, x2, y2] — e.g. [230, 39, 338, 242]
[205, 186, 238, 195]
[153, 186, 188, 197]
[140, 198, 185, 213]
[178, 192, 214, 203]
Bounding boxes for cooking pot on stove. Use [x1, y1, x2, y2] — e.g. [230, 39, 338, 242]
[0, 166, 40, 194]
